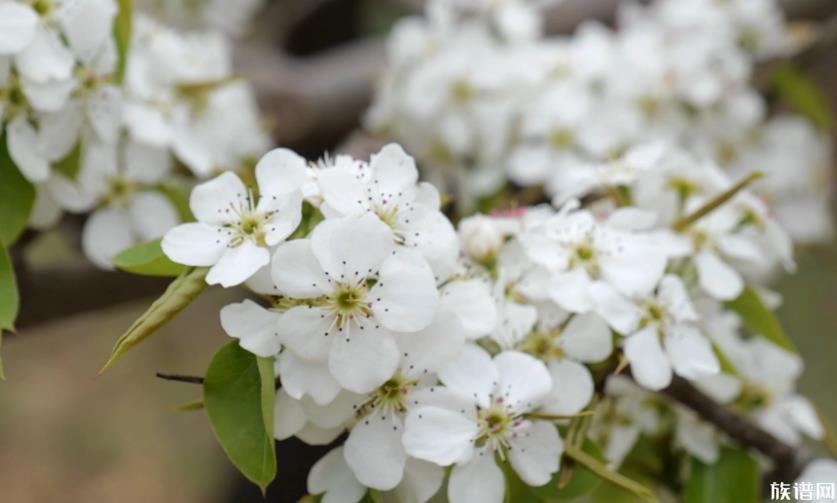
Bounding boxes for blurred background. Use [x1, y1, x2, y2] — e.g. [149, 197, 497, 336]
[2, 0, 837, 502]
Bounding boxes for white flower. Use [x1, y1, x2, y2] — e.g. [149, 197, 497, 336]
[48, 139, 178, 268]
[796, 459, 837, 503]
[270, 214, 439, 393]
[591, 275, 719, 390]
[306, 447, 367, 503]
[162, 148, 307, 286]
[403, 346, 562, 503]
[220, 299, 281, 357]
[317, 144, 460, 280]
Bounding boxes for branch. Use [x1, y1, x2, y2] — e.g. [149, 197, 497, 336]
[658, 374, 815, 482]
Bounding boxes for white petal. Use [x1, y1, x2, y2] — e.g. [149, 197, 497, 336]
[255, 148, 309, 197]
[606, 207, 658, 231]
[206, 241, 270, 287]
[274, 388, 306, 440]
[372, 249, 438, 333]
[271, 239, 330, 298]
[311, 214, 394, 279]
[559, 312, 613, 363]
[600, 236, 668, 297]
[161, 222, 226, 266]
[220, 299, 280, 357]
[37, 101, 82, 161]
[297, 424, 346, 447]
[0, 4, 37, 54]
[542, 359, 594, 415]
[550, 268, 594, 313]
[624, 327, 672, 391]
[658, 275, 698, 322]
[589, 281, 642, 334]
[301, 390, 361, 430]
[259, 190, 303, 246]
[82, 207, 135, 269]
[509, 421, 563, 486]
[123, 140, 171, 184]
[328, 322, 400, 393]
[86, 85, 123, 143]
[398, 204, 460, 280]
[694, 250, 743, 301]
[15, 27, 74, 82]
[369, 143, 418, 196]
[189, 172, 248, 225]
[403, 407, 478, 466]
[7, 116, 49, 182]
[440, 279, 498, 339]
[675, 411, 719, 464]
[20, 75, 75, 111]
[276, 306, 334, 362]
[448, 451, 504, 503]
[344, 410, 407, 490]
[494, 351, 552, 414]
[277, 351, 341, 406]
[395, 307, 466, 378]
[57, 0, 117, 59]
[664, 325, 720, 381]
[395, 458, 445, 503]
[782, 395, 824, 440]
[438, 345, 498, 408]
[308, 447, 367, 503]
[28, 184, 62, 229]
[318, 166, 367, 216]
[128, 191, 179, 241]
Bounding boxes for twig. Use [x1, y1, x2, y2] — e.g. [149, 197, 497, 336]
[155, 372, 205, 384]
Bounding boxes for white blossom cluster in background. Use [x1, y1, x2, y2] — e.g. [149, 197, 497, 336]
[137, 0, 265, 35]
[0, 0, 269, 268]
[367, 0, 834, 245]
[160, 139, 832, 503]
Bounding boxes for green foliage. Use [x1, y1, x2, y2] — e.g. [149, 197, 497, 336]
[113, 0, 133, 84]
[157, 182, 194, 222]
[52, 141, 82, 180]
[683, 448, 759, 503]
[0, 135, 36, 246]
[725, 285, 797, 353]
[99, 267, 208, 373]
[529, 439, 605, 501]
[204, 342, 276, 494]
[564, 442, 658, 503]
[0, 245, 19, 379]
[289, 202, 325, 240]
[769, 64, 834, 132]
[112, 238, 186, 277]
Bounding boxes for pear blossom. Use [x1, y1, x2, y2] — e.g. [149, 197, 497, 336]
[162, 148, 307, 286]
[270, 214, 439, 393]
[591, 275, 719, 390]
[403, 346, 562, 503]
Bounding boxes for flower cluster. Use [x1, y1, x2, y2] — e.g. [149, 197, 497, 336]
[1, 1, 269, 267]
[367, 0, 833, 244]
[160, 137, 827, 502]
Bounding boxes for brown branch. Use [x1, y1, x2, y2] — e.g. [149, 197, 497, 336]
[658, 374, 815, 483]
[156, 372, 205, 384]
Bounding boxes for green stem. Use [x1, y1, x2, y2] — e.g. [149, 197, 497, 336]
[672, 172, 764, 232]
[564, 443, 659, 503]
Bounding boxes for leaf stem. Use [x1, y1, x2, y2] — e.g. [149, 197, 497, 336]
[671, 172, 764, 232]
[564, 443, 659, 503]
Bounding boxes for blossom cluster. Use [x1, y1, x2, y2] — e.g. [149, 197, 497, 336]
[1, 0, 268, 267]
[161, 138, 829, 502]
[367, 0, 834, 244]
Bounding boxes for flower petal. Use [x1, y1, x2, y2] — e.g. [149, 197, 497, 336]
[311, 214, 395, 279]
[448, 450, 504, 503]
[328, 322, 400, 393]
[438, 345, 498, 408]
[624, 326, 672, 391]
[344, 409, 407, 491]
[82, 207, 135, 269]
[8, 116, 49, 182]
[271, 238, 330, 298]
[550, 268, 594, 313]
[260, 190, 303, 246]
[494, 351, 552, 414]
[542, 359, 594, 415]
[318, 166, 367, 216]
[694, 250, 743, 301]
[664, 325, 719, 381]
[559, 312, 613, 363]
[440, 279, 497, 339]
[206, 241, 270, 287]
[15, 27, 74, 82]
[509, 421, 563, 486]
[395, 458, 445, 503]
[255, 148, 308, 197]
[394, 308, 466, 378]
[308, 447, 367, 503]
[161, 222, 227, 266]
[128, 191, 180, 241]
[0, 3, 37, 54]
[220, 299, 280, 357]
[274, 388, 306, 440]
[189, 171, 248, 225]
[369, 143, 418, 197]
[403, 407, 478, 466]
[589, 281, 643, 334]
[277, 351, 342, 406]
[372, 249, 438, 333]
[276, 306, 334, 362]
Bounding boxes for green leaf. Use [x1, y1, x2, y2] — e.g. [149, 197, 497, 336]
[683, 448, 759, 503]
[289, 201, 324, 240]
[530, 439, 605, 501]
[0, 134, 36, 246]
[113, 0, 133, 84]
[0, 245, 19, 380]
[157, 182, 194, 222]
[99, 267, 207, 373]
[52, 141, 82, 179]
[725, 285, 797, 353]
[112, 238, 186, 277]
[204, 342, 276, 494]
[769, 64, 834, 132]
